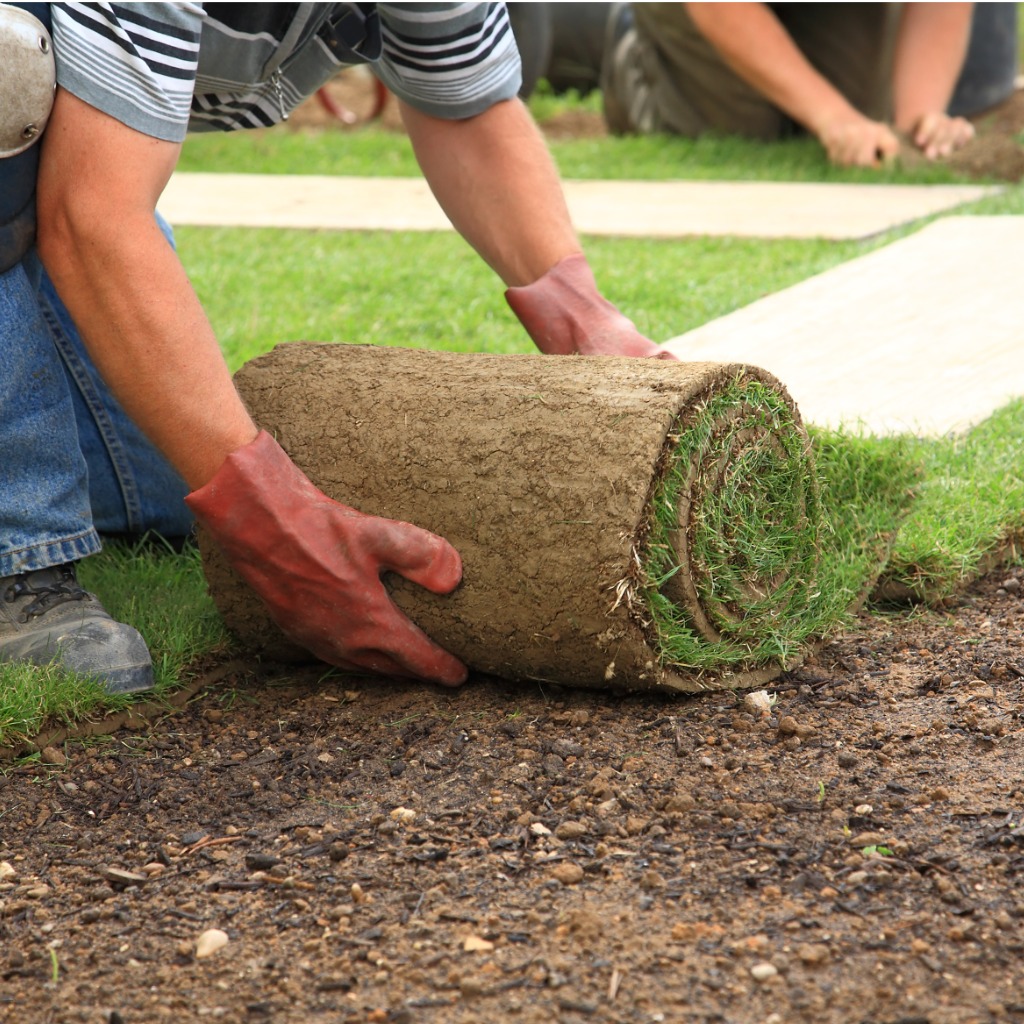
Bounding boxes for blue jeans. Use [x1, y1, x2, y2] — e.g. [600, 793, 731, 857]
[0, 215, 193, 577]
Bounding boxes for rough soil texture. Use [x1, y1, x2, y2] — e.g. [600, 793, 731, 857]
[941, 88, 1024, 183]
[2, 566, 1023, 1024]
[294, 68, 1024, 180]
[204, 345, 812, 694]
[3, 70, 1024, 1024]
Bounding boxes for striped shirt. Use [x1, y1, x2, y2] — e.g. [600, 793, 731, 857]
[50, 2, 521, 142]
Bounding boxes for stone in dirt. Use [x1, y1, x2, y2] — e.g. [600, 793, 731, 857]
[194, 929, 229, 958]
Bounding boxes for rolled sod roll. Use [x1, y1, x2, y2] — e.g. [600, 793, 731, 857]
[199, 344, 822, 693]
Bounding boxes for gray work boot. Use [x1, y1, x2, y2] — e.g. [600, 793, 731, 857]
[0, 564, 154, 694]
[600, 2, 658, 136]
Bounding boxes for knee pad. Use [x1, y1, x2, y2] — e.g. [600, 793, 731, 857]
[0, 3, 55, 274]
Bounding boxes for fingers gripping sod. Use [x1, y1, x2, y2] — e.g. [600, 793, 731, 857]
[912, 111, 975, 160]
[365, 515, 463, 591]
[818, 115, 900, 168]
[185, 431, 466, 686]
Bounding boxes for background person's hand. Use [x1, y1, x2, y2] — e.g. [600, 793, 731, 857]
[910, 111, 975, 159]
[505, 254, 679, 360]
[186, 432, 468, 686]
[817, 112, 901, 168]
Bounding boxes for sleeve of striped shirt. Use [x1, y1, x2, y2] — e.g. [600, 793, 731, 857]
[51, 2, 203, 143]
[373, 3, 522, 120]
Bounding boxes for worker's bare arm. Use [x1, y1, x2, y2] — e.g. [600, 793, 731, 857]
[36, 88, 258, 489]
[37, 89, 467, 684]
[399, 97, 581, 287]
[891, 3, 974, 157]
[402, 96, 676, 360]
[685, 2, 899, 166]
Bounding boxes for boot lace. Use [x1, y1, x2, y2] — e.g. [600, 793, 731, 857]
[3, 566, 90, 622]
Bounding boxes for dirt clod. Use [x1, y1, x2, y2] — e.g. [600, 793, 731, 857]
[551, 862, 586, 886]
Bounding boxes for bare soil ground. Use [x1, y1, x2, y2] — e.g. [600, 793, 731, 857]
[3, 71, 1024, 1024]
[2, 567, 1023, 1024]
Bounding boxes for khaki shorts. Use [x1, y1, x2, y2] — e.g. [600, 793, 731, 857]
[603, 3, 900, 138]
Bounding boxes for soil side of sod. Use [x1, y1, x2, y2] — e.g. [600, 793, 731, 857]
[2, 565, 1022, 1024]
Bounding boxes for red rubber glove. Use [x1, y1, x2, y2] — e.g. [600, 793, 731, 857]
[505, 254, 678, 360]
[185, 431, 467, 686]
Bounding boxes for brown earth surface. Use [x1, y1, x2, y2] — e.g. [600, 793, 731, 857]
[4, 69, 1024, 1024]
[2, 566, 1023, 1024]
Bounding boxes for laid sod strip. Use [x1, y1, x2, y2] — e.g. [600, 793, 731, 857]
[202, 343, 861, 693]
[0, 657, 262, 761]
[876, 398, 1024, 602]
[178, 122, 989, 185]
[0, 661, 135, 753]
[173, 226, 878, 370]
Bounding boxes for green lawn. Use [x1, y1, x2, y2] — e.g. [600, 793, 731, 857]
[180, 124, 984, 183]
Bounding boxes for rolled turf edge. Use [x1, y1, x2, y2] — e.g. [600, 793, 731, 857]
[199, 344, 833, 693]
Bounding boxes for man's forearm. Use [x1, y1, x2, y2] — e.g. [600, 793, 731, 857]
[684, 2, 855, 137]
[891, 3, 973, 132]
[400, 98, 580, 287]
[37, 89, 257, 489]
[38, 213, 258, 489]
